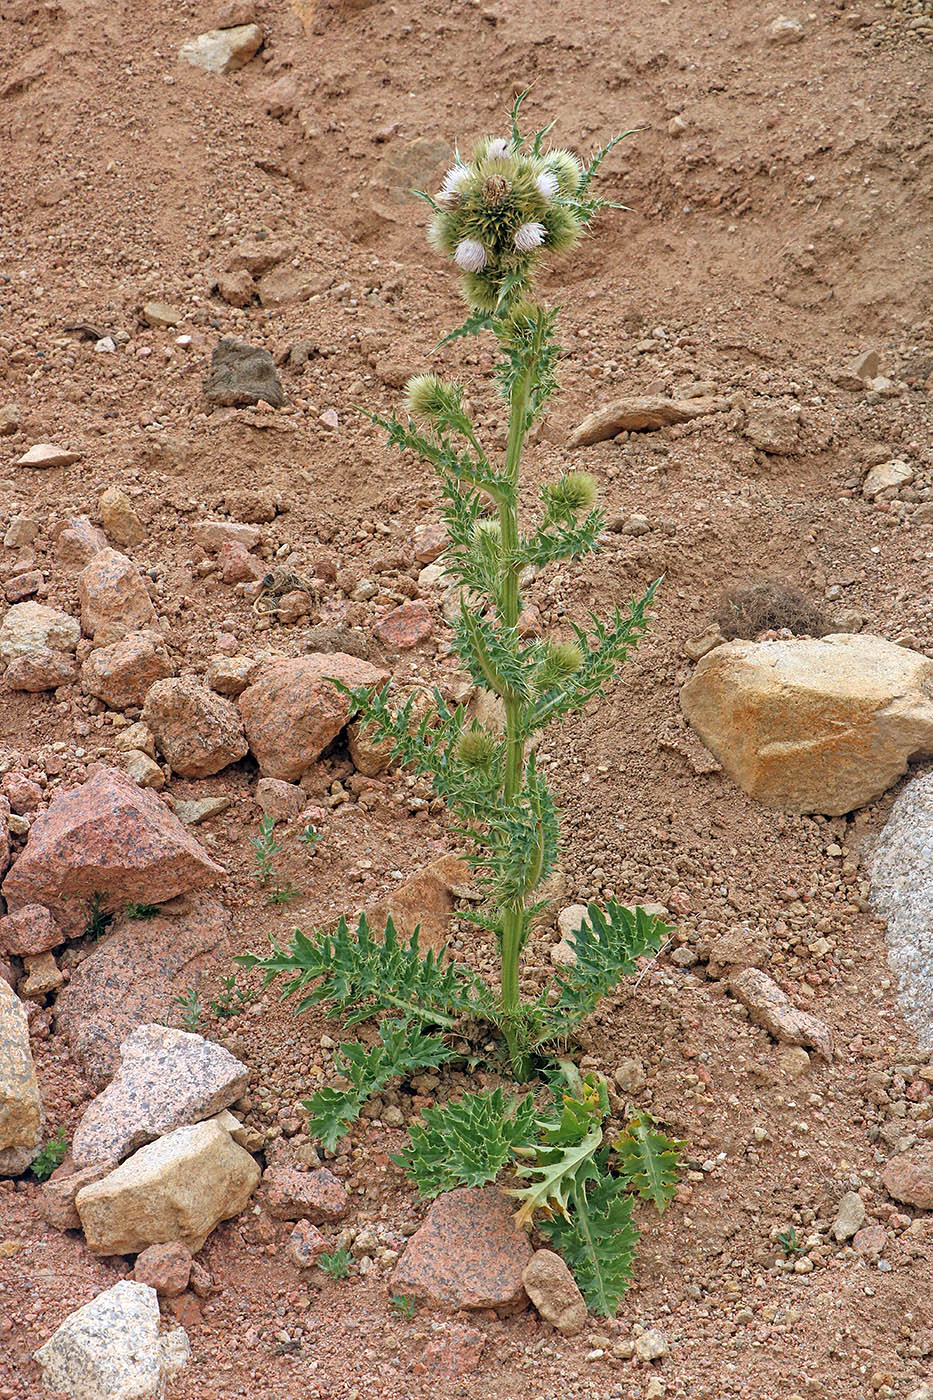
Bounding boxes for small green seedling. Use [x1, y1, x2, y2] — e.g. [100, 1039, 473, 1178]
[297, 824, 321, 852]
[83, 894, 114, 940]
[211, 974, 259, 1020]
[122, 902, 161, 921]
[251, 816, 281, 887]
[267, 881, 302, 907]
[317, 1247, 351, 1280]
[174, 987, 203, 1033]
[30, 1129, 67, 1182]
[390, 1295, 416, 1319]
[777, 1226, 805, 1257]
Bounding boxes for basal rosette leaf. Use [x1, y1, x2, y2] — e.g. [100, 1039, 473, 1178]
[613, 1110, 685, 1212]
[393, 1087, 538, 1198]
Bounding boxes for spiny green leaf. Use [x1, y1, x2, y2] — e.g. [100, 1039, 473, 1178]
[613, 1110, 685, 1212]
[237, 912, 493, 1029]
[304, 1018, 454, 1151]
[393, 1087, 538, 1198]
[505, 1072, 608, 1227]
[435, 311, 496, 350]
[538, 1155, 640, 1316]
[534, 902, 671, 1046]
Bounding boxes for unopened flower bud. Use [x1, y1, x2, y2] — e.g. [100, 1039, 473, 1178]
[556, 471, 598, 512]
[406, 373, 448, 421]
[458, 727, 498, 768]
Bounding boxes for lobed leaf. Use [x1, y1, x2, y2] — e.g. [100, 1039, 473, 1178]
[613, 1110, 685, 1212]
[393, 1087, 538, 1197]
[534, 901, 670, 1046]
[305, 1018, 454, 1151]
[537, 1154, 640, 1316]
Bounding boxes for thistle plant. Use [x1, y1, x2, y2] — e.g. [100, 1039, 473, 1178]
[241, 96, 681, 1315]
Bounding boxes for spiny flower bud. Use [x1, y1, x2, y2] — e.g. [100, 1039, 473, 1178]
[553, 471, 598, 512]
[544, 149, 584, 195]
[406, 374, 451, 421]
[458, 727, 498, 768]
[473, 518, 502, 544]
[536, 640, 584, 689]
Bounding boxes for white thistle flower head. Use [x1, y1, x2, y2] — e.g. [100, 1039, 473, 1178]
[454, 239, 488, 272]
[440, 163, 471, 201]
[534, 169, 559, 201]
[514, 221, 546, 253]
[485, 137, 510, 159]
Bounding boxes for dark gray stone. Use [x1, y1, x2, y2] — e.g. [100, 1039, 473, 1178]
[204, 337, 285, 408]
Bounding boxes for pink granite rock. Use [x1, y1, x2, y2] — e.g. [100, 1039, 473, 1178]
[78, 548, 157, 638]
[1, 766, 224, 936]
[391, 1187, 531, 1314]
[239, 653, 389, 780]
[81, 632, 173, 710]
[0, 905, 62, 956]
[142, 678, 248, 778]
[259, 1166, 348, 1223]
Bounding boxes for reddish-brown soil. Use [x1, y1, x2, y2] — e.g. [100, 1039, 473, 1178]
[1, 0, 932, 1397]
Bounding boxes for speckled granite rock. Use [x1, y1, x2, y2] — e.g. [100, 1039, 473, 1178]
[882, 1144, 933, 1209]
[76, 1115, 260, 1254]
[0, 979, 42, 1167]
[142, 677, 248, 778]
[78, 549, 158, 639]
[80, 632, 173, 711]
[0, 600, 79, 664]
[1, 766, 224, 937]
[239, 652, 389, 780]
[54, 894, 232, 1088]
[391, 1186, 531, 1314]
[871, 771, 933, 1053]
[72, 1024, 249, 1168]
[33, 1281, 189, 1400]
[0, 903, 61, 956]
[259, 1165, 348, 1223]
[0, 796, 9, 881]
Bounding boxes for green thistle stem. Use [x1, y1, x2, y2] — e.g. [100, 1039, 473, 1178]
[499, 365, 532, 1080]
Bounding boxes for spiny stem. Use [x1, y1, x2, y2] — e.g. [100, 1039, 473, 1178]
[499, 366, 532, 1076]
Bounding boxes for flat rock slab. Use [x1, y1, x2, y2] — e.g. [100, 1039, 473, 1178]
[728, 967, 833, 1060]
[15, 443, 82, 468]
[871, 772, 933, 1052]
[0, 979, 42, 1163]
[363, 853, 471, 954]
[1, 765, 224, 937]
[239, 652, 389, 780]
[72, 1024, 249, 1169]
[203, 337, 284, 408]
[566, 395, 727, 447]
[33, 1281, 189, 1400]
[55, 894, 232, 1088]
[391, 1186, 531, 1314]
[76, 1115, 260, 1254]
[681, 633, 933, 814]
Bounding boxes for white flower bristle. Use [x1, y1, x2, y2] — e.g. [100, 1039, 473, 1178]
[535, 170, 559, 200]
[455, 239, 488, 272]
[486, 138, 510, 159]
[514, 222, 546, 253]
